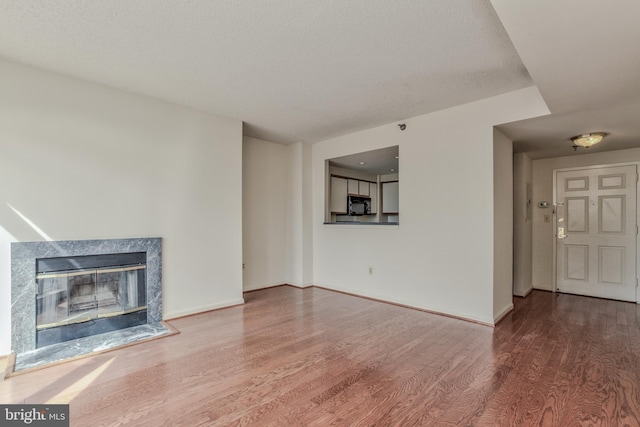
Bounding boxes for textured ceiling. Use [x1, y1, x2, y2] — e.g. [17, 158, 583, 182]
[491, 0, 640, 115]
[491, 0, 640, 159]
[0, 0, 532, 144]
[498, 103, 640, 160]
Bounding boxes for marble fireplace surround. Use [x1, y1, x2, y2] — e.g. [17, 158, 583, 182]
[11, 237, 162, 355]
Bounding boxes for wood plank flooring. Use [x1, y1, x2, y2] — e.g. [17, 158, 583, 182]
[1, 286, 639, 426]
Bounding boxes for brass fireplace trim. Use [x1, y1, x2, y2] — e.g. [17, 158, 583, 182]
[36, 264, 146, 280]
[36, 306, 148, 330]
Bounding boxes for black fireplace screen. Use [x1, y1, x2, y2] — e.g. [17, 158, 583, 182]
[35, 252, 147, 347]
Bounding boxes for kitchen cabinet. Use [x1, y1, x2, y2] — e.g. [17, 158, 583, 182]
[347, 179, 359, 195]
[359, 181, 370, 196]
[332, 176, 376, 214]
[370, 183, 377, 214]
[347, 178, 372, 196]
[330, 177, 348, 213]
[382, 181, 399, 214]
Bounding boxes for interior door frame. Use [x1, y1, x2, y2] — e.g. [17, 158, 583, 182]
[551, 161, 640, 303]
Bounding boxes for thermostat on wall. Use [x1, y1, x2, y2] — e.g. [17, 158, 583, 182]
[538, 201, 549, 208]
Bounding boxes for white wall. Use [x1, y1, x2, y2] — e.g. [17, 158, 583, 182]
[286, 142, 314, 287]
[513, 152, 533, 296]
[242, 139, 313, 290]
[0, 59, 243, 354]
[312, 87, 549, 324]
[493, 129, 514, 321]
[532, 148, 640, 290]
[0, 225, 16, 355]
[242, 136, 289, 291]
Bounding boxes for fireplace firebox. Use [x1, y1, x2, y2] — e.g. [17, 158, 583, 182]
[35, 252, 147, 347]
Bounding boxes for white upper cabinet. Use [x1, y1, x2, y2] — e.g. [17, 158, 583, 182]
[359, 181, 370, 197]
[347, 178, 372, 196]
[330, 177, 348, 213]
[332, 176, 377, 214]
[347, 179, 359, 195]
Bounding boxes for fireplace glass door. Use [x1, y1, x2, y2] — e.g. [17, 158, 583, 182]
[36, 265, 146, 330]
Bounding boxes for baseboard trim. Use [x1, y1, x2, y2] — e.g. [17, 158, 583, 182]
[312, 285, 494, 327]
[243, 283, 313, 294]
[532, 285, 554, 292]
[228, 284, 498, 327]
[493, 303, 514, 325]
[164, 298, 245, 321]
[287, 283, 313, 289]
[243, 284, 290, 293]
[514, 286, 534, 298]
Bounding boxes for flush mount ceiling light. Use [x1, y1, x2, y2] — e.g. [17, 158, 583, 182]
[570, 132, 606, 150]
[359, 161, 366, 165]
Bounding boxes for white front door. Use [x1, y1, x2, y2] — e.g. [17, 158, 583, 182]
[556, 165, 637, 302]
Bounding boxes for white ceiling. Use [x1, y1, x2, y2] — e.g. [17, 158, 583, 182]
[491, 0, 640, 159]
[498, 102, 640, 160]
[0, 1, 638, 154]
[0, 0, 531, 144]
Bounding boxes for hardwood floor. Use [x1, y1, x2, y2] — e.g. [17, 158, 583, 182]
[1, 286, 639, 426]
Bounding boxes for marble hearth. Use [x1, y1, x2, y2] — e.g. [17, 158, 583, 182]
[11, 238, 167, 371]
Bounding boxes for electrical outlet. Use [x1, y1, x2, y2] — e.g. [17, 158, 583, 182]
[369, 266, 373, 275]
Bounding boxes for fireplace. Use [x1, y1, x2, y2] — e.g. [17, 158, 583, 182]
[11, 238, 163, 357]
[35, 252, 148, 347]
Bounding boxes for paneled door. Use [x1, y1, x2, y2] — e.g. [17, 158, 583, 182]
[556, 165, 637, 302]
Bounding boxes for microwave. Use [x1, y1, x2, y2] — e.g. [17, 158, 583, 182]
[348, 196, 371, 215]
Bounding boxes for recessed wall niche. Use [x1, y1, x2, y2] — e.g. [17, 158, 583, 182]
[325, 145, 399, 225]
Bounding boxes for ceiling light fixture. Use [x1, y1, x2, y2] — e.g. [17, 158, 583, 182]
[390, 168, 395, 172]
[359, 161, 366, 165]
[570, 132, 606, 150]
